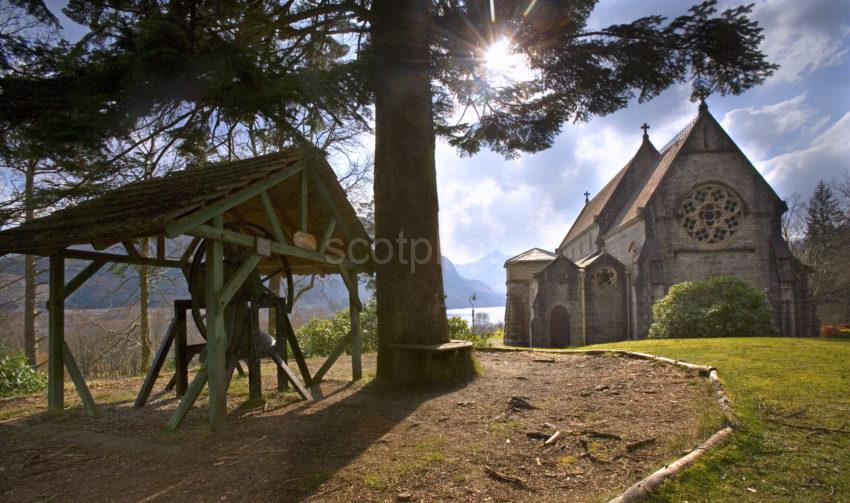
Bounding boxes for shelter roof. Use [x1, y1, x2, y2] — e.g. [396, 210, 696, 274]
[0, 148, 369, 275]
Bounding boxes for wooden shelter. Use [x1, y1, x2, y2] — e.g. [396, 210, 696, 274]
[0, 148, 372, 430]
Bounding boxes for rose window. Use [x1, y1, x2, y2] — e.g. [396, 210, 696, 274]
[595, 267, 616, 287]
[680, 184, 742, 243]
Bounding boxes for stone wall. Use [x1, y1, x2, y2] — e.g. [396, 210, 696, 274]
[531, 257, 582, 347]
[583, 254, 629, 344]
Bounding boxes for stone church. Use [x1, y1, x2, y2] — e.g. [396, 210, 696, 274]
[504, 101, 817, 347]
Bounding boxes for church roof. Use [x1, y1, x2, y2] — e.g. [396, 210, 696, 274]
[606, 124, 694, 232]
[559, 101, 783, 248]
[504, 247, 556, 266]
[559, 134, 660, 248]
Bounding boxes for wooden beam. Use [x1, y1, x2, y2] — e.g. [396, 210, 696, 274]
[259, 191, 287, 244]
[156, 235, 165, 261]
[47, 255, 64, 413]
[267, 351, 311, 400]
[274, 299, 289, 391]
[206, 215, 227, 430]
[174, 303, 189, 397]
[349, 271, 362, 381]
[62, 342, 96, 417]
[307, 167, 354, 241]
[165, 162, 306, 238]
[165, 368, 208, 431]
[61, 249, 181, 268]
[312, 332, 353, 384]
[319, 218, 337, 254]
[188, 224, 352, 269]
[133, 315, 179, 408]
[64, 260, 105, 299]
[299, 170, 308, 232]
[338, 263, 363, 311]
[218, 254, 262, 307]
[121, 240, 141, 258]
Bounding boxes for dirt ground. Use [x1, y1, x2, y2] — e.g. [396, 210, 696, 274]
[0, 350, 721, 502]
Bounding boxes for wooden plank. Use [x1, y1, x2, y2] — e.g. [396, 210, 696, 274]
[389, 340, 474, 352]
[61, 249, 181, 268]
[47, 255, 64, 413]
[133, 315, 179, 408]
[165, 368, 208, 431]
[267, 351, 311, 400]
[156, 235, 165, 260]
[349, 271, 362, 381]
[299, 171, 308, 232]
[312, 332, 353, 384]
[307, 167, 354, 241]
[260, 191, 287, 244]
[64, 260, 105, 299]
[206, 215, 227, 430]
[188, 224, 353, 269]
[62, 342, 97, 417]
[319, 218, 337, 254]
[165, 161, 306, 238]
[219, 254, 262, 306]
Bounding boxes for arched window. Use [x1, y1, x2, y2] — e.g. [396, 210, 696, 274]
[680, 183, 742, 243]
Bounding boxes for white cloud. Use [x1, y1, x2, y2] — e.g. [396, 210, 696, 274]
[753, 0, 850, 82]
[757, 112, 850, 198]
[721, 93, 823, 160]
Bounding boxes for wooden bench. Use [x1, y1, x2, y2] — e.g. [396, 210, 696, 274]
[388, 340, 474, 383]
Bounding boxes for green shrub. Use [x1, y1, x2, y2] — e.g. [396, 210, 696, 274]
[295, 299, 378, 358]
[649, 276, 778, 339]
[0, 348, 47, 397]
[447, 316, 495, 348]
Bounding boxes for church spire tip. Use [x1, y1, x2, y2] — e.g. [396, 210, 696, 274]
[698, 98, 708, 114]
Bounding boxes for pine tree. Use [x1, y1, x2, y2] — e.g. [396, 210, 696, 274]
[1, 0, 778, 383]
[804, 180, 848, 322]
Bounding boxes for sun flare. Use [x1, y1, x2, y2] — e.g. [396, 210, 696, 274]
[482, 37, 535, 84]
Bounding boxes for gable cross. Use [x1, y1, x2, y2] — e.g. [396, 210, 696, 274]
[583, 191, 590, 204]
[641, 123, 650, 135]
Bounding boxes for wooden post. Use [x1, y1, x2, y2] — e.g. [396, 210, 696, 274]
[47, 254, 65, 413]
[175, 301, 189, 397]
[247, 303, 262, 402]
[349, 272, 362, 381]
[206, 215, 227, 430]
[275, 298, 289, 391]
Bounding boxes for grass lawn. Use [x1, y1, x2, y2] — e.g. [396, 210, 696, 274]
[581, 337, 850, 502]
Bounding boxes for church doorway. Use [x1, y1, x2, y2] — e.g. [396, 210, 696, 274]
[549, 306, 571, 347]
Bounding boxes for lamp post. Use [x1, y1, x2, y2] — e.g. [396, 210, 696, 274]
[469, 293, 477, 333]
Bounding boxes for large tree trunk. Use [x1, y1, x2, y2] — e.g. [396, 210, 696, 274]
[138, 238, 152, 373]
[23, 160, 37, 367]
[372, 0, 450, 381]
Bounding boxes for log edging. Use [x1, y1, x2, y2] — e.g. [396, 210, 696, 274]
[476, 346, 739, 501]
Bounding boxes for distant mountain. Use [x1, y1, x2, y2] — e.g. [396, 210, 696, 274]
[1, 252, 503, 316]
[442, 256, 504, 309]
[455, 251, 510, 294]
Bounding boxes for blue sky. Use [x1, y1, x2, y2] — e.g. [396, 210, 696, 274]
[47, 1, 850, 263]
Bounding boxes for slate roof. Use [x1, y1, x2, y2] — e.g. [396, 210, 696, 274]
[0, 148, 370, 275]
[504, 247, 556, 266]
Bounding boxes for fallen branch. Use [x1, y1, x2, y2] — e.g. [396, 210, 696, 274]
[544, 431, 564, 446]
[579, 430, 622, 440]
[509, 396, 539, 411]
[484, 466, 533, 491]
[767, 418, 850, 435]
[626, 438, 656, 452]
[532, 358, 556, 363]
